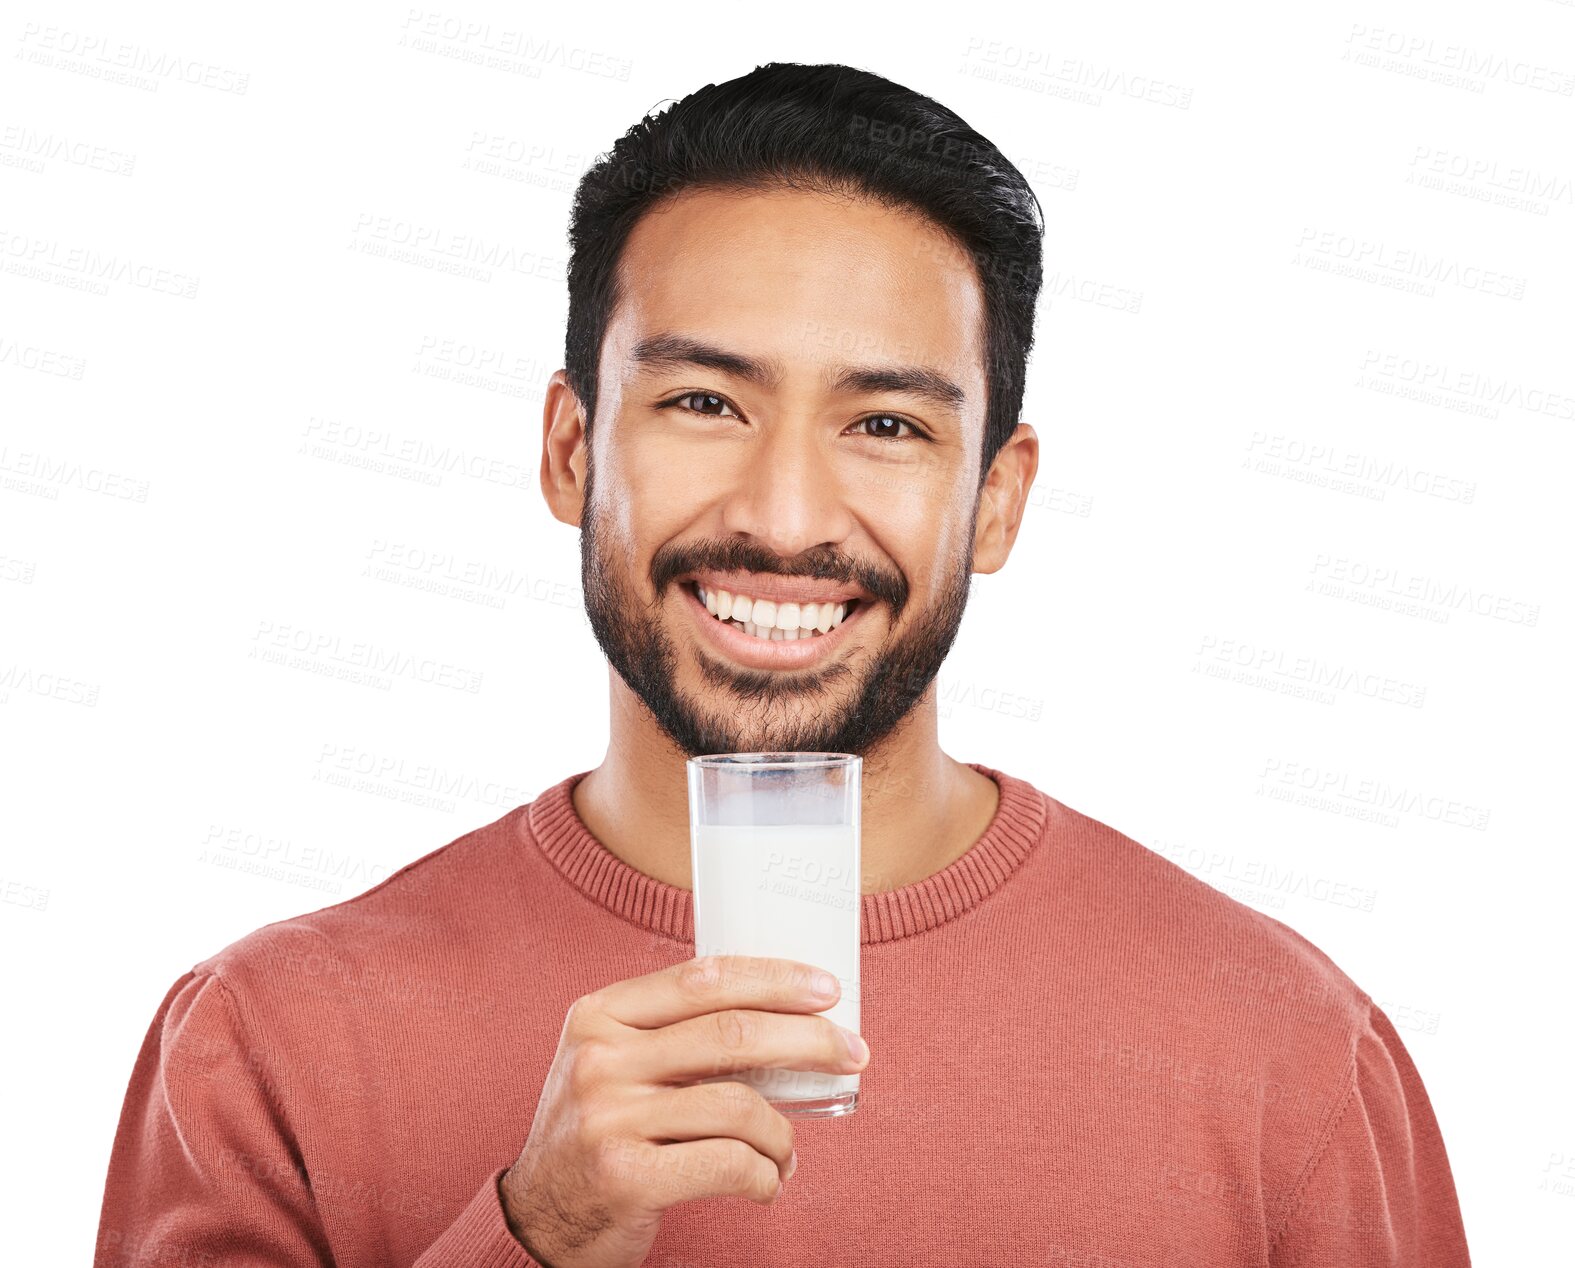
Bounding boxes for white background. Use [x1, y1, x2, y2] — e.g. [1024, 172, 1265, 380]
[3, 0, 1571, 1262]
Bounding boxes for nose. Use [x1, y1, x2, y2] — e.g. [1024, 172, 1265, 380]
[717, 418, 857, 558]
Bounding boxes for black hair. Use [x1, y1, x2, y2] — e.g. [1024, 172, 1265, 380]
[564, 62, 1045, 486]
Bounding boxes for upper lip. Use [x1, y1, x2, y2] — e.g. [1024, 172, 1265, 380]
[679, 569, 871, 606]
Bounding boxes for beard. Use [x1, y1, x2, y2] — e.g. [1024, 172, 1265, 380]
[578, 460, 975, 758]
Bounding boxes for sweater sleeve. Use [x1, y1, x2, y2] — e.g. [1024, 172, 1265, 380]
[95, 970, 335, 1266]
[96, 970, 545, 1268]
[412, 1166, 546, 1267]
[1268, 1000, 1471, 1267]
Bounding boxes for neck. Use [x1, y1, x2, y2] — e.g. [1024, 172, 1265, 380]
[572, 669, 1001, 894]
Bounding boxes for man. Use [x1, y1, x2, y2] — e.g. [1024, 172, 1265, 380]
[97, 63, 1471, 1267]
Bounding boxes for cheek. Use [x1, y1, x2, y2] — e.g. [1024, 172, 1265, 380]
[860, 474, 971, 579]
[607, 434, 715, 558]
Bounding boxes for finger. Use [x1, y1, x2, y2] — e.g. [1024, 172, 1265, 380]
[592, 955, 842, 1029]
[644, 1138, 784, 1209]
[625, 1007, 866, 1085]
[631, 1080, 796, 1180]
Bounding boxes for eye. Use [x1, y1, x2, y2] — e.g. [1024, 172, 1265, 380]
[667, 392, 739, 418]
[660, 393, 928, 442]
[850, 414, 927, 442]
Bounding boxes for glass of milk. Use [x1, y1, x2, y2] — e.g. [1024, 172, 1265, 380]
[686, 752, 861, 1118]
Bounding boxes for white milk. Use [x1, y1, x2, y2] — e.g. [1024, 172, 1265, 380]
[692, 822, 860, 1103]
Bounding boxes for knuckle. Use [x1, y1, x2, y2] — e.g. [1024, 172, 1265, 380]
[773, 1111, 796, 1159]
[565, 991, 602, 1034]
[676, 956, 721, 1000]
[569, 1037, 616, 1094]
[717, 1139, 760, 1192]
[712, 1008, 755, 1054]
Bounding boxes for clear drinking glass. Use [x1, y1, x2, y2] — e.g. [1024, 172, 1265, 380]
[686, 752, 862, 1118]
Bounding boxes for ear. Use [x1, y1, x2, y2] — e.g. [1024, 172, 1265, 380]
[541, 369, 589, 527]
[972, 422, 1038, 575]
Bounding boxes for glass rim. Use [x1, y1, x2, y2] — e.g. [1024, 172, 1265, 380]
[688, 752, 860, 770]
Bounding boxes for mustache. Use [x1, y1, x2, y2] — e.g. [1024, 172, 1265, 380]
[651, 536, 908, 616]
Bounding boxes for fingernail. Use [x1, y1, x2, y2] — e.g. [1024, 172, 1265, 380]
[812, 972, 839, 1000]
[842, 1029, 869, 1064]
[786, 1149, 798, 1179]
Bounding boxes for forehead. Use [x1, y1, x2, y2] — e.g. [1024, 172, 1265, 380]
[603, 185, 987, 393]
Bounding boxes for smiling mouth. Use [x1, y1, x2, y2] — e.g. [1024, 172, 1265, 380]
[685, 580, 861, 642]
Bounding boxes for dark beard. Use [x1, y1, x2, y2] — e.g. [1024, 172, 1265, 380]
[577, 460, 975, 758]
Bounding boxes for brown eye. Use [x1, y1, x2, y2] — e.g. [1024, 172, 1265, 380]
[855, 415, 920, 440]
[675, 392, 738, 417]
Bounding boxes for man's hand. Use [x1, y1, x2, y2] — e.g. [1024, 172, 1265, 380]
[499, 954, 869, 1268]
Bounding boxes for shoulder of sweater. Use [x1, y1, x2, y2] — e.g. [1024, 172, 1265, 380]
[188, 794, 542, 991]
[1037, 791, 1376, 1035]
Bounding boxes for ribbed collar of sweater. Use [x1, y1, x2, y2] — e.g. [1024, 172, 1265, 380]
[524, 763, 1047, 945]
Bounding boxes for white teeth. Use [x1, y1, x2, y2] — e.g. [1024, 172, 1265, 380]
[726, 615, 828, 642]
[693, 581, 858, 644]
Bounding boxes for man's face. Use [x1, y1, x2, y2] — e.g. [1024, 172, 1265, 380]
[578, 185, 990, 757]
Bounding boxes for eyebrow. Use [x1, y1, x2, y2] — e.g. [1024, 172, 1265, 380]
[630, 333, 967, 413]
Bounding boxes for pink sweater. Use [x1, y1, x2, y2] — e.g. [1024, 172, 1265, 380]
[97, 765, 1471, 1266]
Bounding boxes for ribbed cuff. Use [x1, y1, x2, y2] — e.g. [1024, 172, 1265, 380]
[413, 1167, 544, 1267]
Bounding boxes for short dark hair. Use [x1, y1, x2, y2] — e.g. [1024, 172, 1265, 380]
[564, 62, 1045, 486]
